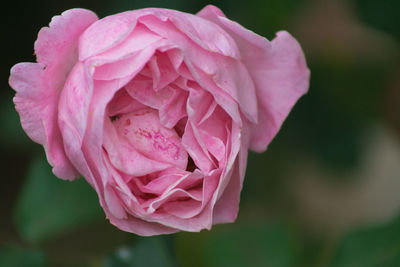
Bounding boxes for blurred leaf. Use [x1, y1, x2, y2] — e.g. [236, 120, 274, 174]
[103, 0, 193, 17]
[13, 154, 103, 244]
[0, 98, 31, 149]
[176, 223, 297, 267]
[355, 0, 400, 39]
[329, 215, 400, 267]
[234, 0, 309, 40]
[103, 237, 175, 267]
[0, 246, 46, 267]
[280, 58, 392, 173]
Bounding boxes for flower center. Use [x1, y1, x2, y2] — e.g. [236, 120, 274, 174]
[113, 108, 188, 170]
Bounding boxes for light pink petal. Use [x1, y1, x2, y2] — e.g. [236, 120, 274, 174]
[9, 9, 97, 180]
[79, 11, 138, 60]
[212, 123, 248, 224]
[104, 184, 128, 219]
[59, 71, 133, 188]
[182, 119, 214, 173]
[185, 62, 242, 126]
[112, 109, 188, 169]
[198, 5, 310, 152]
[197, 105, 229, 144]
[10, 63, 78, 180]
[71, 51, 152, 186]
[211, 159, 240, 224]
[158, 87, 188, 128]
[92, 43, 159, 80]
[196, 106, 231, 165]
[92, 24, 162, 63]
[183, 47, 258, 124]
[148, 52, 180, 91]
[246, 31, 310, 151]
[136, 168, 187, 195]
[35, 8, 98, 85]
[150, 169, 220, 230]
[107, 89, 147, 117]
[125, 75, 174, 109]
[163, 198, 202, 219]
[105, 211, 179, 236]
[199, 132, 226, 164]
[137, 10, 240, 58]
[58, 62, 91, 138]
[103, 118, 171, 176]
[101, 151, 146, 215]
[148, 187, 203, 212]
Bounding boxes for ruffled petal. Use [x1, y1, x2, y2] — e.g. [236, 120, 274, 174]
[9, 9, 98, 180]
[137, 9, 240, 58]
[79, 11, 138, 61]
[103, 118, 171, 176]
[198, 5, 310, 152]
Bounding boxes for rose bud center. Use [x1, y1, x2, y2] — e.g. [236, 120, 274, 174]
[113, 108, 188, 170]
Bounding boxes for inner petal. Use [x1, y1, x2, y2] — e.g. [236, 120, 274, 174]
[113, 108, 188, 170]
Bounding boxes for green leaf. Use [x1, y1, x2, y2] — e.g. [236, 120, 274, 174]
[0, 246, 46, 267]
[13, 154, 104, 244]
[176, 223, 297, 267]
[103, 237, 176, 267]
[329, 215, 400, 267]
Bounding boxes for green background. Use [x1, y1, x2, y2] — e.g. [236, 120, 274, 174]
[1, 0, 400, 266]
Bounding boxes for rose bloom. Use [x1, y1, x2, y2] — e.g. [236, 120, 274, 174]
[9, 5, 309, 235]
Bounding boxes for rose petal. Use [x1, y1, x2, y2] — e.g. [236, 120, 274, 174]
[212, 122, 246, 224]
[92, 43, 159, 80]
[103, 118, 171, 176]
[158, 86, 188, 128]
[35, 8, 98, 82]
[148, 52, 180, 91]
[137, 10, 240, 58]
[10, 9, 97, 180]
[105, 211, 179, 236]
[198, 5, 310, 152]
[112, 109, 188, 169]
[107, 89, 147, 117]
[79, 11, 138, 61]
[125, 75, 174, 109]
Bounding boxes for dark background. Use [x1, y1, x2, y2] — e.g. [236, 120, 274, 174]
[1, 0, 400, 266]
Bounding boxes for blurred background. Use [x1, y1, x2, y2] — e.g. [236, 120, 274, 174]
[1, 0, 399, 266]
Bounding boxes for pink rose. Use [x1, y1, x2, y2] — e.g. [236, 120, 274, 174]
[9, 5, 309, 235]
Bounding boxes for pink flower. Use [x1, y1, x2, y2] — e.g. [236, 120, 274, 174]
[9, 6, 309, 235]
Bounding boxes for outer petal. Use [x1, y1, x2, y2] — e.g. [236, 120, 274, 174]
[9, 9, 98, 180]
[198, 5, 310, 152]
[212, 123, 249, 224]
[79, 10, 138, 61]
